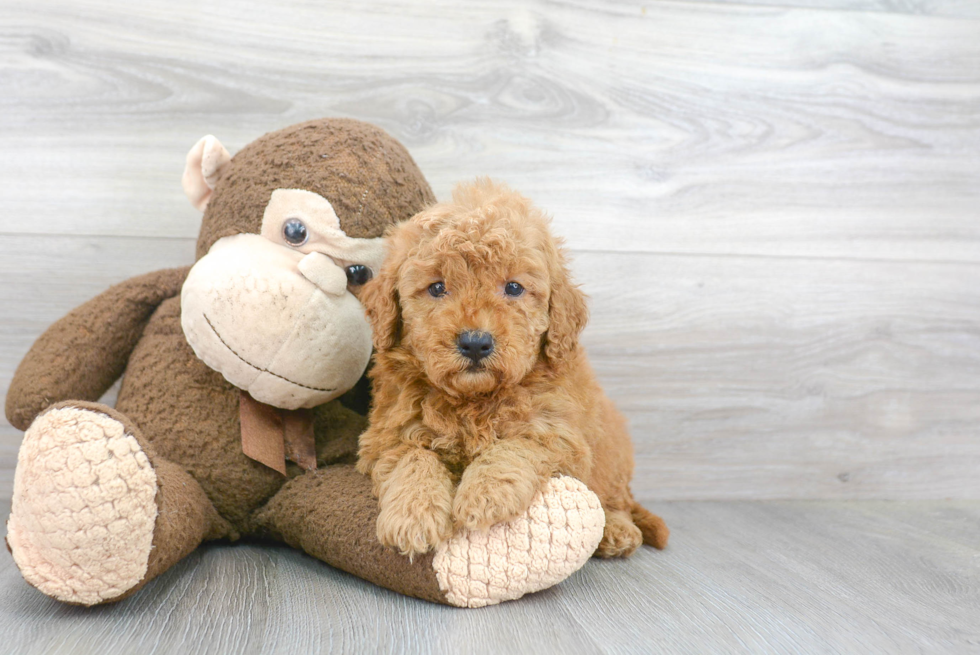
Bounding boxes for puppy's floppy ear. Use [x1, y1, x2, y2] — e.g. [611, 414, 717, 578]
[543, 240, 589, 369]
[359, 226, 410, 353]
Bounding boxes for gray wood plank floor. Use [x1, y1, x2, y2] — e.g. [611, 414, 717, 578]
[2, 497, 978, 654]
[2, 0, 979, 651]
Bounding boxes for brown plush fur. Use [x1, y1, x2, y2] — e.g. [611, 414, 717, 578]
[196, 118, 436, 258]
[357, 179, 669, 558]
[5, 119, 447, 603]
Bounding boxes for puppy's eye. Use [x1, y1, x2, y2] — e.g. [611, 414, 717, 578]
[345, 264, 372, 286]
[428, 281, 447, 298]
[504, 281, 525, 297]
[282, 218, 308, 246]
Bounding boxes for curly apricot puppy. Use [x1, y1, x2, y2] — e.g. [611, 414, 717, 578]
[357, 178, 669, 559]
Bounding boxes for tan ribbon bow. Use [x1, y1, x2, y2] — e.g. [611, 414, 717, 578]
[239, 391, 317, 475]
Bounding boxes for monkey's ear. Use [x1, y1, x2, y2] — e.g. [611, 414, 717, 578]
[182, 135, 232, 211]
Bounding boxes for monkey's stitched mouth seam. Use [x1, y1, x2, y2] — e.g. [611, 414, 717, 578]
[203, 314, 336, 393]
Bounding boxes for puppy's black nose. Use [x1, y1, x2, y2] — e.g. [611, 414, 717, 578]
[457, 330, 494, 364]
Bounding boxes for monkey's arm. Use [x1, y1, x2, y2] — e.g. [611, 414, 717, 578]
[5, 267, 191, 430]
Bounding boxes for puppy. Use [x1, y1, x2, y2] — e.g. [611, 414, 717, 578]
[357, 178, 669, 559]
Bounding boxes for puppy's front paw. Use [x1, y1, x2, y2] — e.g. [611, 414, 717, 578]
[377, 506, 453, 559]
[453, 469, 540, 532]
[376, 487, 454, 558]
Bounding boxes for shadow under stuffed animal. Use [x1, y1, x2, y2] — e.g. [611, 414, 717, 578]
[4, 118, 605, 608]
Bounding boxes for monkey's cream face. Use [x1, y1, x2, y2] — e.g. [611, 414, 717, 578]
[181, 189, 386, 409]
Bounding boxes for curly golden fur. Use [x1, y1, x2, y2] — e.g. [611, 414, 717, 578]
[356, 179, 669, 558]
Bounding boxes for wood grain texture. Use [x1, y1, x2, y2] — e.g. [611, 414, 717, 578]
[1, 1, 978, 500]
[2, 236, 978, 499]
[678, 0, 980, 19]
[5, 0, 980, 649]
[2, 498, 978, 654]
[580, 250, 980, 499]
[2, 0, 978, 260]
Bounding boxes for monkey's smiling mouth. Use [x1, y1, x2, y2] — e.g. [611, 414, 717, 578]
[203, 314, 335, 393]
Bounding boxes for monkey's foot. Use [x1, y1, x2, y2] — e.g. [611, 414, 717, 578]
[6, 404, 159, 605]
[432, 476, 605, 608]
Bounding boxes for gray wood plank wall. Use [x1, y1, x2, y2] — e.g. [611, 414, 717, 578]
[2, 0, 978, 501]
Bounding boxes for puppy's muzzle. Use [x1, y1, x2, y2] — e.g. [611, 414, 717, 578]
[457, 330, 494, 366]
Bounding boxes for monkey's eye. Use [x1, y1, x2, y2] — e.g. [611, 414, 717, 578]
[504, 281, 525, 297]
[345, 264, 372, 286]
[282, 218, 308, 246]
[428, 281, 447, 298]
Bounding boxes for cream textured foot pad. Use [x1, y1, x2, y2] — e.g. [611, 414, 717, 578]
[433, 476, 605, 608]
[7, 407, 158, 605]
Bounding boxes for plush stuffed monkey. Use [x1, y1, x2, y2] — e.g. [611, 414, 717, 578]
[4, 118, 604, 608]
